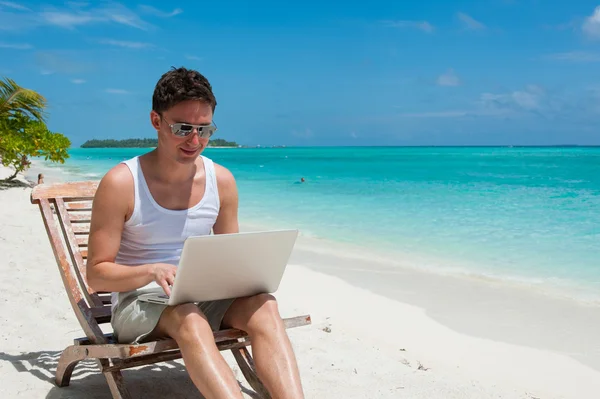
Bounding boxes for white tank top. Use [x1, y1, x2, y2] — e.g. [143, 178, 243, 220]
[111, 155, 220, 309]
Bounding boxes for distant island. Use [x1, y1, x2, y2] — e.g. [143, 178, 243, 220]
[81, 138, 239, 148]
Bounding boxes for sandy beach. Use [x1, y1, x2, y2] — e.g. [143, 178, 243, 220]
[1, 164, 600, 398]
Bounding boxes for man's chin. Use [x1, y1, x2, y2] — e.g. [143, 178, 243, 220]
[176, 149, 202, 163]
[176, 155, 199, 164]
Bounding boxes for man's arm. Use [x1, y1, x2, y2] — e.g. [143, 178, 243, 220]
[212, 164, 239, 235]
[86, 165, 175, 295]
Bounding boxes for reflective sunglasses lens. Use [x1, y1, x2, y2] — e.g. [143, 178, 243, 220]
[177, 124, 194, 136]
[199, 127, 214, 138]
[170, 124, 183, 136]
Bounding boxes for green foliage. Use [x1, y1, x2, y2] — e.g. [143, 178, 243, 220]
[208, 138, 239, 147]
[81, 137, 239, 148]
[0, 112, 71, 180]
[0, 77, 47, 121]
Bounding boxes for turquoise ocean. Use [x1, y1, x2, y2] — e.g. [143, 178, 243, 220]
[31, 146, 600, 301]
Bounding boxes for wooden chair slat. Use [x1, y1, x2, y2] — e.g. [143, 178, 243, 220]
[68, 212, 91, 223]
[31, 181, 99, 202]
[91, 306, 112, 324]
[76, 235, 88, 247]
[102, 339, 253, 373]
[99, 296, 111, 305]
[96, 292, 111, 304]
[66, 201, 93, 211]
[54, 199, 101, 307]
[72, 224, 90, 234]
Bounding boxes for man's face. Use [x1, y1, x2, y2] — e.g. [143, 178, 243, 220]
[151, 100, 214, 164]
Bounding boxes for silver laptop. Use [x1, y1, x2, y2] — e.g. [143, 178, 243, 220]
[138, 229, 298, 306]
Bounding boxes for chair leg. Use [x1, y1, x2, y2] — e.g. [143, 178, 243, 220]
[100, 359, 133, 399]
[231, 347, 271, 399]
[56, 345, 86, 387]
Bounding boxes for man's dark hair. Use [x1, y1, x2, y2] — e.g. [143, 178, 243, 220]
[152, 67, 217, 114]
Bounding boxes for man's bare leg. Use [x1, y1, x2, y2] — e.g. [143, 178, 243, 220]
[223, 294, 304, 399]
[155, 303, 243, 399]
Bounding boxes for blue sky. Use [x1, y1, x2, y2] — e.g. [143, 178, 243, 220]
[1, 0, 600, 146]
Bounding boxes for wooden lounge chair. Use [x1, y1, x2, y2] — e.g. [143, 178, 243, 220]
[31, 181, 311, 399]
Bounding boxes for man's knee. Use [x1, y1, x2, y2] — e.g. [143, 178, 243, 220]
[252, 293, 279, 315]
[162, 303, 212, 342]
[235, 293, 282, 334]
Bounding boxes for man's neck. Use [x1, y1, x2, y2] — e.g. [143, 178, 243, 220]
[145, 148, 198, 184]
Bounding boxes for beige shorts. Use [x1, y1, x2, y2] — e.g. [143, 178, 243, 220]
[111, 288, 235, 344]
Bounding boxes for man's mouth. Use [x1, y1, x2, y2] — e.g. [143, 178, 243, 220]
[180, 147, 200, 155]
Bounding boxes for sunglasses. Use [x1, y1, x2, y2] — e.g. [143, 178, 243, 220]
[164, 119, 218, 138]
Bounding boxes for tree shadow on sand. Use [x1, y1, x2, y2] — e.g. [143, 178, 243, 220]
[0, 351, 260, 399]
[0, 179, 33, 190]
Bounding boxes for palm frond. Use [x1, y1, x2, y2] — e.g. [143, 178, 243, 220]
[0, 77, 47, 121]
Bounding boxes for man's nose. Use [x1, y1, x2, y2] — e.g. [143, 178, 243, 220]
[187, 130, 200, 145]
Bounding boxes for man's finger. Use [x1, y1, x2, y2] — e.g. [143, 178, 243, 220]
[160, 281, 171, 297]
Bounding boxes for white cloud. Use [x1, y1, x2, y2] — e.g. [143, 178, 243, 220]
[437, 69, 460, 86]
[40, 11, 94, 28]
[545, 51, 600, 62]
[139, 5, 182, 18]
[105, 88, 130, 94]
[99, 39, 153, 49]
[0, 42, 32, 49]
[582, 6, 600, 39]
[456, 12, 486, 30]
[396, 85, 553, 120]
[0, 1, 29, 11]
[3, 2, 154, 31]
[480, 85, 545, 112]
[185, 54, 202, 61]
[382, 20, 434, 33]
[512, 91, 541, 110]
[71, 78, 86, 84]
[103, 3, 150, 30]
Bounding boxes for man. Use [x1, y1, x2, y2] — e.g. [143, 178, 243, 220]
[86, 67, 305, 399]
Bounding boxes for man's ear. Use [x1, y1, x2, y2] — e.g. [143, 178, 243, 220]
[150, 110, 161, 130]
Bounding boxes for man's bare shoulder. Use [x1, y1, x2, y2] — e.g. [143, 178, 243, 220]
[98, 163, 134, 193]
[94, 163, 134, 217]
[213, 162, 236, 189]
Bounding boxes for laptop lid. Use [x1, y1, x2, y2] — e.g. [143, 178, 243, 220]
[168, 229, 299, 305]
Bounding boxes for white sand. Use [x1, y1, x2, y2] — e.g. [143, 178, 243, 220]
[1, 164, 600, 398]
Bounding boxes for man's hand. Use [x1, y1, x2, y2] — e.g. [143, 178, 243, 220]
[149, 263, 177, 297]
